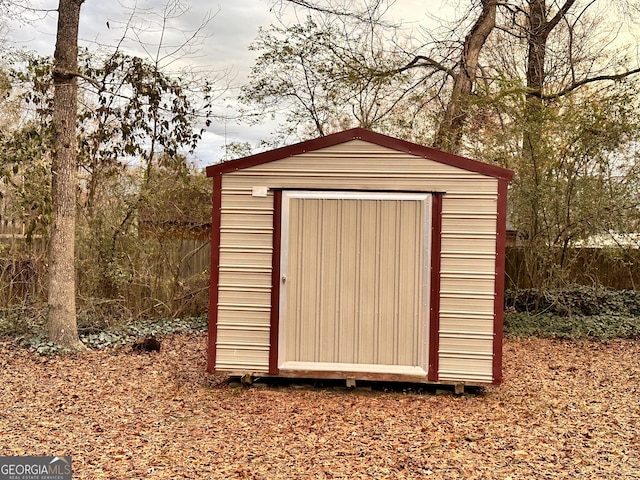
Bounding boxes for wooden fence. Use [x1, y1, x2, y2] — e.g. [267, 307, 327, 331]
[3, 233, 640, 314]
[505, 247, 640, 290]
[0, 232, 211, 316]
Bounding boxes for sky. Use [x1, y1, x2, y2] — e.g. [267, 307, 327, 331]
[4, 0, 438, 166]
[5, 1, 638, 166]
[6, 0, 282, 166]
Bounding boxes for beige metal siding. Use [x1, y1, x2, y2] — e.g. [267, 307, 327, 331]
[215, 192, 273, 371]
[215, 140, 498, 382]
[438, 192, 496, 382]
[278, 192, 429, 374]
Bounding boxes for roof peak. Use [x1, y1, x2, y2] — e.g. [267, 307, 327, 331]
[206, 128, 514, 182]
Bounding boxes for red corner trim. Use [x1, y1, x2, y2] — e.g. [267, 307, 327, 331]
[269, 190, 283, 375]
[207, 175, 222, 373]
[428, 194, 443, 382]
[492, 180, 508, 384]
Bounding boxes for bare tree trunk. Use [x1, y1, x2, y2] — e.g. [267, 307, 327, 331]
[47, 0, 85, 349]
[526, 0, 577, 99]
[433, 0, 496, 154]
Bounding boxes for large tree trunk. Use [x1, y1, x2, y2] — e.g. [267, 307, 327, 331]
[433, 0, 496, 154]
[47, 0, 85, 349]
[526, 0, 577, 99]
[526, 0, 547, 99]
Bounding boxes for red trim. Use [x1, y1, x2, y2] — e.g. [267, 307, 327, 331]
[427, 194, 443, 382]
[206, 128, 514, 182]
[492, 180, 508, 384]
[269, 191, 283, 374]
[207, 175, 223, 373]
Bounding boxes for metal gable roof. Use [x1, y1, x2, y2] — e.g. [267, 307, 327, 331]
[205, 127, 514, 182]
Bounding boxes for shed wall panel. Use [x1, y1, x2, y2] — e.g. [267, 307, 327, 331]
[221, 213, 273, 229]
[439, 314, 494, 332]
[438, 356, 493, 383]
[215, 140, 500, 381]
[217, 326, 270, 345]
[219, 252, 273, 268]
[439, 334, 494, 352]
[220, 232, 273, 248]
[219, 271, 272, 287]
[218, 288, 271, 306]
[215, 347, 269, 371]
[440, 295, 494, 313]
[441, 216, 497, 235]
[222, 195, 273, 210]
[226, 174, 498, 195]
[439, 324, 495, 338]
[217, 309, 270, 325]
[440, 280, 496, 293]
[441, 255, 496, 273]
[442, 235, 496, 253]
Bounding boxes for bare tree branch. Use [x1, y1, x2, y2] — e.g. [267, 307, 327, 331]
[538, 67, 640, 99]
[544, 0, 579, 36]
[389, 55, 455, 78]
[276, 0, 394, 25]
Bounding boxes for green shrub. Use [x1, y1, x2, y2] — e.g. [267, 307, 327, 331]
[0, 303, 46, 337]
[19, 315, 207, 354]
[504, 312, 640, 341]
[505, 286, 640, 317]
[504, 286, 640, 341]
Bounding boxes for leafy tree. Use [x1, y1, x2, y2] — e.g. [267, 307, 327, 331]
[223, 141, 253, 161]
[248, 0, 640, 289]
[3, 50, 213, 251]
[77, 50, 213, 257]
[246, 0, 500, 152]
[431, 0, 497, 152]
[511, 0, 639, 287]
[464, 1, 640, 287]
[0, 1, 219, 330]
[0, 55, 55, 241]
[240, 16, 427, 141]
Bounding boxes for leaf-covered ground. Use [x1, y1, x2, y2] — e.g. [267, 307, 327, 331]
[1, 334, 639, 479]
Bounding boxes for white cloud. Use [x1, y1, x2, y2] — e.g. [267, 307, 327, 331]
[5, 0, 438, 164]
[6, 0, 279, 164]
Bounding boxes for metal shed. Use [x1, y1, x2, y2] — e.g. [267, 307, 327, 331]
[205, 128, 514, 386]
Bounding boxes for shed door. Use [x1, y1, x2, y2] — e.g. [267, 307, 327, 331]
[278, 191, 431, 376]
